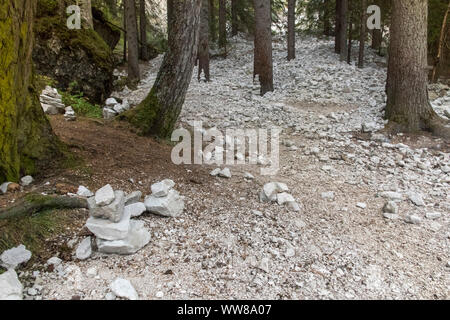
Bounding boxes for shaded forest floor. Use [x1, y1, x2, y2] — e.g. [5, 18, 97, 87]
[2, 36, 449, 299]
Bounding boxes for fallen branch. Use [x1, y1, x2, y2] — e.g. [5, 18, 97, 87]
[0, 194, 88, 220]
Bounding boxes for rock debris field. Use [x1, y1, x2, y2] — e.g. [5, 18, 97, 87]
[2, 36, 449, 300]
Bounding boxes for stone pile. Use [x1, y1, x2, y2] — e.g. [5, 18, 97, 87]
[64, 106, 76, 121]
[40, 86, 65, 115]
[259, 182, 301, 212]
[144, 179, 185, 217]
[102, 97, 130, 120]
[85, 184, 150, 255]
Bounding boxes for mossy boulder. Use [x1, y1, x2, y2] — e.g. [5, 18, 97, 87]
[33, 0, 115, 103]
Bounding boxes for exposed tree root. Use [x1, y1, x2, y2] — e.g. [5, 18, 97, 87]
[0, 194, 88, 221]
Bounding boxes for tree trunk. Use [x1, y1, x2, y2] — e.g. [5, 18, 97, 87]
[122, 0, 202, 138]
[198, 0, 210, 81]
[209, 0, 217, 43]
[123, 2, 127, 62]
[139, 0, 149, 61]
[323, 0, 331, 36]
[125, 0, 140, 83]
[335, 0, 341, 53]
[431, 2, 450, 83]
[219, 0, 227, 49]
[253, 0, 274, 95]
[0, 0, 61, 183]
[78, 0, 94, 28]
[287, 0, 296, 61]
[339, 0, 348, 62]
[231, 0, 238, 36]
[358, 0, 367, 68]
[371, 28, 382, 51]
[385, 0, 449, 138]
[347, 0, 352, 64]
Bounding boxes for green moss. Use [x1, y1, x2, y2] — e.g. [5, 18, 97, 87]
[61, 91, 102, 118]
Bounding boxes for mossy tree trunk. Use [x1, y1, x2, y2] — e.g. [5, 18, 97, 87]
[0, 0, 61, 184]
[385, 0, 449, 138]
[122, 0, 202, 138]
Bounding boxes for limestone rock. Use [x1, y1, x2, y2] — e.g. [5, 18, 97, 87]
[0, 269, 23, 300]
[76, 237, 92, 260]
[0, 245, 31, 270]
[95, 184, 116, 206]
[124, 202, 147, 218]
[144, 189, 185, 218]
[20, 176, 33, 187]
[77, 186, 93, 197]
[151, 179, 175, 197]
[96, 221, 150, 255]
[90, 190, 125, 222]
[86, 208, 131, 241]
[125, 191, 142, 206]
[109, 278, 138, 300]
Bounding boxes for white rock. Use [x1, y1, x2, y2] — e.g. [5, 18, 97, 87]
[20, 176, 33, 186]
[94, 184, 116, 206]
[383, 201, 399, 214]
[408, 193, 425, 206]
[86, 267, 97, 277]
[103, 108, 117, 119]
[405, 214, 422, 225]
[0, 245, 32, 269]
[383, 212, 399, 220]
[285, 248, 296, 258]
[46, 257, 62, 267]
[260, 182, 289, 202]
[96, 221, 150, 255]
[287, 201, 301, 212]
[151, 179, 175, 197]
[125, 191, 142, 206]
[425, 212, 442, 220]
[356, 202, 367, 209]
[210, 168, 221, 176]
[105, 292, 116, 300]
[0, 269, 23, 300]
[124, 202, 147, 218]
[144, 189, 185, 218]
[379, 191, 403, 201]
[155, 291, 164, 298]
[277, 192, 295, 205]
[110, 278, 138, 300]
[218, 168, 232, 178]
[259, 257, 270, 273]
[89, 190, 125, 222]
[77, 186, 93, 197]
[244, 172, 255, 180]
[0, 182, 11, 194]
[86, 208, 131, 241]
[321, 191, 335, 200]
[75, 237, 92, 260]
[105, 98, 118, 107]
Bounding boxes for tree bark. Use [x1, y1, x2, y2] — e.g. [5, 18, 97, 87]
[123, 2, 127, 62]
[347, 0, 352, 64]
[0, 0, 61, 183]
[209, 0, 217, 43]
[231, 0, 238, 36]
[386, 0, 449, 138]
[198, 0, 210, 81]
[335, 0, 341, 53]
[125, 0, 140, 83]
[358, 0, 367, 68]
[139, 0, 149, 61]
[219, 0, 227, 49]
[339, 0, 348, 62]
[253, 0, 274, 95]
[0, 194, 88, 221]
[78, 0, 94, 28]
[122, 0, 202, 138]
[287, 0, 296, 61]
[323, 0, 331, 36]
[371, 28, 382, 51]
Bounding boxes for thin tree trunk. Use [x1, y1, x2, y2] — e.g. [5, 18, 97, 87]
[371, 28, 381, 51]
[0, 0, 61, 183]
[253, 0, 274, 95]
[323, 0, 331, 36]
[122, 0, 202, 138]
[219, 0, 227, 49]
[231, 0, 238, 36]
[431, 2, 450, 83]
[209, 0, 217, 43]
[139, 0, 149, 60]
[339, 0, 348, 62]
[125, 0, 140, 83]
[347, 0, 352, 64]
[358, 0, 367, 68]
[335, 0, 341, 53]
[385, 0, 449, 138]
[123, 3, 127, 62]
[198, 0, 210, 81]
[287, 0, 296, 61]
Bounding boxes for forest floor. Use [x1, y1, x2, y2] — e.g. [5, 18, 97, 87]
[4, 36, 450, 300]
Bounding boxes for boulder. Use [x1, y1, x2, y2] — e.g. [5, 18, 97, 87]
[277, 192, 295, 205]
[144, 189, 185, 218]
[0, 245, 32, 270]
[260, 182, 289, 202]
[218, 168, 232, 178]
[0, 269, 23, 300]
[103, 108, 117, 119]
[77, 186, 93, 197]
[86, 208, 131, 241]
[151, 179, 175, 197]
[20, 176, 33, 187]
[125, 191, 142, 206]
[109, 278, 138, 300]
[96, 221, 150, 255]
[0, 182, 11, 194]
